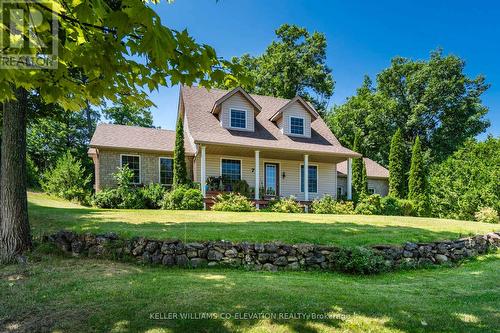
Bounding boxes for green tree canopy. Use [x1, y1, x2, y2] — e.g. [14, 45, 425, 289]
[429, 137, 500, 220]
[328, 76, 397, 164]
[328, 50, 490, 165]
[218, 24, 334, 113]
[102, 101, 154, 128]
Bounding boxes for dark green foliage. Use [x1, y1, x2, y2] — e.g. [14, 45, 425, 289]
[140, 184, 167, 209]
[102, 100, 154, 128]
[113, 166, 135, 190]
[181, 189, 204, 210]
[328, 50, 490, 165]
[328, 76, 398, 165]
[231, 180, 251, 198]
[212, 193, 255, 212]
[380, 196, 401, 216]
[311, 195, 355, 214]
[331, 247, 387, 274]
[408, 136, 428, 216]
[355, 195, 382, 215]
[380, 196, 417, 217]
[26, 155, 40, 189]
[217, 24, 334, 113]
[173, 118, 188, 187]
[388, 129, 407, 198]
[92, 189, 122, 209]
[41, 152, 91, 203]
[27, 98, 99, 177]
[429, 137, 500, 220]
[117, 190, 145, 209]
[93, 167, 147, 209]
[268, 197, 302, 213]
[162, 186, 187, 210]
[162, 186, 204, 210]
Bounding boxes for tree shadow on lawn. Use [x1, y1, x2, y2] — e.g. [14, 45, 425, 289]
[1, 255, 499, 333]
[28, 202, 483, 247]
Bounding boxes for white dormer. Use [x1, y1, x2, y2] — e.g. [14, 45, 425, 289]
[211, 87, 261, 132]
[270, 96, 319, 138]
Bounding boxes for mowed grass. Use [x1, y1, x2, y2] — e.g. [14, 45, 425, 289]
[28, 192, 499, 246]
[1, 253, 499, 333]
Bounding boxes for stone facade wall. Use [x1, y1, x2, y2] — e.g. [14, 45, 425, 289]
[96, 149, 193, 189]
[47, 231, 500, 272]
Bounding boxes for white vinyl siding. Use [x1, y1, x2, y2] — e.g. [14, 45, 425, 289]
[220, 92, 256, 132]
[195, 153, 336, 200]
[278, 101, 312, 138]
[337, 176, 389, 197]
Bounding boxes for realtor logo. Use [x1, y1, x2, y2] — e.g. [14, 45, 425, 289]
[0, 0, 58, 69]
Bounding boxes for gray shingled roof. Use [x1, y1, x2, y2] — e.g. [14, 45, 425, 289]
[90, 123, 195, 155]
[337, 157, 389, 179]
[182, 86, 360, 158]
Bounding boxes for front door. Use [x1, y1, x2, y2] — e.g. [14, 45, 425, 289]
[264, 163, 279, 196]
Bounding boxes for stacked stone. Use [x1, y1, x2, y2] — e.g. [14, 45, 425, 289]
[46, 231, 500, 272]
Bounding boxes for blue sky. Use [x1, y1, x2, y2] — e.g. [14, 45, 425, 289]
[146, 0, 500, 137]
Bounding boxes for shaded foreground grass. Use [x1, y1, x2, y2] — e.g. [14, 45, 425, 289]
[1, 253, 499, 333]
[29, 192, 499, 246]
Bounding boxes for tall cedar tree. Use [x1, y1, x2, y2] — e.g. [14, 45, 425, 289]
[408, 136, 428, 215]
[351, 132, 364, 202]
[172, 118, 187, 187]
[361, 159, 368, 196]
[388, 129, 406, 198]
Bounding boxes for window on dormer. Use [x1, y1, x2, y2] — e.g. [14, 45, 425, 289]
[290, 116, 304, 135]
[230, 109, 246, 129]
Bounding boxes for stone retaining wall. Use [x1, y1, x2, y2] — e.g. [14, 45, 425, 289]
[45, 231, 500, 272]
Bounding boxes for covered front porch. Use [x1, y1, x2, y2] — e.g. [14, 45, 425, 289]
[194, 143, 354, 209]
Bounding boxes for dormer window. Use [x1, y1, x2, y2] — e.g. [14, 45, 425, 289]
[290, 116, 304, 135]
[230, 109, 247, 129]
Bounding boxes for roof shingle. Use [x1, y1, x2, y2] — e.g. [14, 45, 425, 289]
[182, 86, 360, 158]
[90, 123, 195, 155]
[337, 157, 389, 179]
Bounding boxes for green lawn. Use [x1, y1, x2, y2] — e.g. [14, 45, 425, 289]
[1, 253, 499, 332]
[29, 192, 498, 246]
[3, 192, 497, 332]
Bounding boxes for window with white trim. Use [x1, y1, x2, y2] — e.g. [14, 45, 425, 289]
[221, 159, 241, 182]
[121, 155, 140, 184]
[300, 165, 318, 193]
[159, 158, 173, 186]
[290, 117, 304, 135]
[230, 109, 246, 129]
[368, 187, 375, 195]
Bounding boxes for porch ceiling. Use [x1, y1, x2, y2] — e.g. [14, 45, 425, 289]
[200, 143, 349, 164]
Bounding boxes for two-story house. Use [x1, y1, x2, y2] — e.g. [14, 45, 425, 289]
[88, 86, 389, 207]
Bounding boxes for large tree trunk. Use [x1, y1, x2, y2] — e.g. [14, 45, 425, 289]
[0, 88, 31, 263]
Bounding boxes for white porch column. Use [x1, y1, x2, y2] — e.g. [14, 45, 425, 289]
[347, 158, 352, 200]
[304, 154, 309, 202]
[200, 146, 206, 207]
[254, 150, 260, 201]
